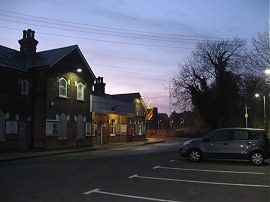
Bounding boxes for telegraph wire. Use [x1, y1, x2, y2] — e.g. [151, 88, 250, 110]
[0, 25, 178, 65]
[0, 9, 226, 40]
[0, 9, 254, 51]
[0, 17, 207, 44]
[0, 13, 208, 43]
[89, 52, 175, 66]
[0, 25, 196, 49]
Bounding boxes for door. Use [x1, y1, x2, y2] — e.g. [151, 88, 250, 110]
[202, 129, 231, 158]
[228, 130, 250, 158]
[18, 121, 28, 150]
[96, 121, 103, 144]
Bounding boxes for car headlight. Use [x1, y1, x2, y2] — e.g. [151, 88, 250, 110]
[183, 140, 192, 146]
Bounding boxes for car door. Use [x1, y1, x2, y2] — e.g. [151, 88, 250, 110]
[202, 130, 231, 158]
[228, 129, 250, 158]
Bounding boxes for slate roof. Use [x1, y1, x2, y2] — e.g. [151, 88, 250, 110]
[111, 93, 141, 103]
[0, 44, 95, 78]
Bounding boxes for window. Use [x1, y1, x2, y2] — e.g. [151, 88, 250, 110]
[110, 119, 116, 136]
[233, 130, 248, 140]
[86, 122, 92, 136]
[77, 82, 84, 100]
[248, 131, 260, 140]
[208, 130, 230, 141]
[92, 123, 97, 136]
[21, 80, 29, 95]
[59, 78, 67, 98]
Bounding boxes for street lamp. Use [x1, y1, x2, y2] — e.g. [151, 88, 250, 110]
[265, 69, 270, 75]
[146, 99, 152, 109]
[255, 93, 266, 128]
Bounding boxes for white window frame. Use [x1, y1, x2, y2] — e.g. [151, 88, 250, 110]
[110, 119, 116, 136]
[92, 123, 97, 136]
[77, 82, 84, 101]
[59, 78, 68, 98]
[21, 80, 29, 95]
[86, 122, 92, 136]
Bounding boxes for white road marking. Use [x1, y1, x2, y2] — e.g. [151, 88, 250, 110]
[83, 188, 181, 202]
[129, 174, 270, 188]
[153, 166, 266, 175]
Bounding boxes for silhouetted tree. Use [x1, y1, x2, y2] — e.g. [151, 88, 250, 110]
[247, 28, 270, 75]
[158, 113, 170, 130]
[172, 38, 246, 129]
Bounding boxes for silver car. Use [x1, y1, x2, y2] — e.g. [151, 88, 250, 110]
[179, 128, 269, 165]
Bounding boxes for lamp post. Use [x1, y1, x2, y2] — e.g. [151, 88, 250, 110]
[146, 99, 151, 109]
[255, 93, 266, 128]
[264, 68, 270, 129]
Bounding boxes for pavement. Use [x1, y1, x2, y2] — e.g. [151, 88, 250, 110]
[0, 137, 169, 162]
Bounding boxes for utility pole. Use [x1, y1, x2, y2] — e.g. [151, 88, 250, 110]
[245, 100, 248, 128]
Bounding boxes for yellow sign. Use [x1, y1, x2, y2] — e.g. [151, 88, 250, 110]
[245, 114, 248, 118]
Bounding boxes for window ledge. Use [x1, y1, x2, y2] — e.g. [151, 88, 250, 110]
[59, 96, 68, 99]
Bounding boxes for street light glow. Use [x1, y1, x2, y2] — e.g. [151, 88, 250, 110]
[255, 93, 260, 98]
[265, 69, 270, 74]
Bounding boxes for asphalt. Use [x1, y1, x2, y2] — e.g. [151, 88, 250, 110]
[0, 137, 168, 162]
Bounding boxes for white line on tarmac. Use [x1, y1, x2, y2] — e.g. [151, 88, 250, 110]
[83, 188, 181, 202]
[129, 174, 270, 188]
[153, 166, 266, 175]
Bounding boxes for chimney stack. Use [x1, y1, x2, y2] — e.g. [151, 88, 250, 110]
[94, 77, 106, 96]
[18, 29, 39, 56]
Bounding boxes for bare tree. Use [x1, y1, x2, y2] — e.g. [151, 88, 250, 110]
[248, 28, 270, 74]
[172, 38, 246, 128]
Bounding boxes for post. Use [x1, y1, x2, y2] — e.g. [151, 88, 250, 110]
[263, 95, 266, 128]
[245, 100, 248, 128]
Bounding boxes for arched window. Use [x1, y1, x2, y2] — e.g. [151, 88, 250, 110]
[21, 80, 29, 95]
[59, 78, 67, 98]
[77, 82, 84, 100]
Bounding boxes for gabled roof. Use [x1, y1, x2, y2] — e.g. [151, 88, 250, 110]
[111, 93, 141, 103]
[0, 45, 25, 71]
[32, 45, 79, 68]
[111, 92, 148, 114]
[0, 45, 95, 78]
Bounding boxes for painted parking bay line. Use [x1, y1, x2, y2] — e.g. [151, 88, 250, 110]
[129, 174, 270, 188]
[153, 166, 266, 175]
[83, 188, 181, 202]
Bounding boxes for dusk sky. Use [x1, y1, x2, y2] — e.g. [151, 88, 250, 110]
[0, 0, 269, 114]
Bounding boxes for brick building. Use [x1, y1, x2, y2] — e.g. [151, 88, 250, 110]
[0, 29, 149, 150]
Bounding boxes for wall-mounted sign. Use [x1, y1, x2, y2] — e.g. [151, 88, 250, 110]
[6, 121, 18, 134]
[46, 120, 59, 136]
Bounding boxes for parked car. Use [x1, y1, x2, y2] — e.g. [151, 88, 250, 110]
[179, 128, 269, 165]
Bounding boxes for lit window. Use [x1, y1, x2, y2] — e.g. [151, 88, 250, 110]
[59, 78, 67, 98]
[21, 80, 29, 95]
[77, 82, 84, 100]
[110, 119, 116, 136]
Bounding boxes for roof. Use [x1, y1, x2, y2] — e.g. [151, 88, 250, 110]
[111, 93, 141, 103]
[90, 95, 135, 116]
[0, 45, 95, 78]
[111, 92, 148, 114]
[0, 45, 25, 71]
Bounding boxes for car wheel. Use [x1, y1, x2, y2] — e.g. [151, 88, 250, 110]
[250, 151, 265, 165]
[188, 149, 202, 162]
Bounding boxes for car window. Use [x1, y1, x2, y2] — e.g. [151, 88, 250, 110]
[248, 131, 261, 140]
[232, 130, 248, 140]
[208, 130, 230, 141]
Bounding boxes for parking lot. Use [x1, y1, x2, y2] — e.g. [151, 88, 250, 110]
[1, 140, 269, 202]
[82, 156, 270, 202]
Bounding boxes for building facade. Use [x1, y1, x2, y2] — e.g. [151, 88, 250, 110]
[0, 29, 149, 151]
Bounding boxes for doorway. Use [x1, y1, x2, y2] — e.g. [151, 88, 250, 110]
[18, 121, 28, 150]
[96, 121, 103, 144]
